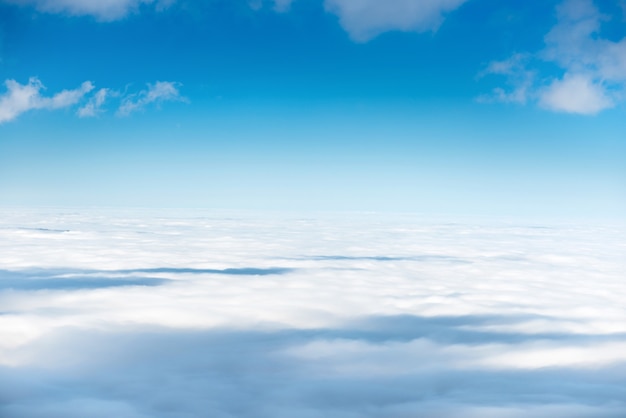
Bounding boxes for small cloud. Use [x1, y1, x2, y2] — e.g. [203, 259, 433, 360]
[77, 88, 111, 118]
[0, 78, 185, 123]
[480, 0, 626, 115]
[480, 53, 528, 77]
[248, 0, 293, 13]
[0, 77, 93, 124]
[117, 81, 186, 116]
[5, 0, 175, 21]
[478, 54, 534, 105]
[323, 0, 468, 42]
[539, 73, 613, 115]
[273, 0, 293, 12]
[44, 81, 94, 108]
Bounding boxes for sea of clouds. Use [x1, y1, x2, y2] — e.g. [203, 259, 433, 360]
[0, 209, 625, 417]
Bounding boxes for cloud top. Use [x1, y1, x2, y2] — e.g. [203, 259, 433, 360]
[0, 210, 624, 417]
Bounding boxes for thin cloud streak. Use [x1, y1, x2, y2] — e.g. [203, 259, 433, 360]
[77, 88, 110, 118]
[2, 0, 175, 20]
[0, 78, 185, 123]
[117, 81, 186, 116]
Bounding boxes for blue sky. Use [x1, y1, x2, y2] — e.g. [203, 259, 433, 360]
[0, 0, 624, 218]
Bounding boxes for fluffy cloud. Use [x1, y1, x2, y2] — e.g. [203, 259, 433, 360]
[324, 0, 468, 42]
[3, 0, 174, 20]
[117, 81, 185, 116]
[482, 0, 626, 115]
[0, 77, 93, 123]
[0, 209, 625, 416]
[539, 73, 614, 114]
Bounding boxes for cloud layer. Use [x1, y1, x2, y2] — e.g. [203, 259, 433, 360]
[482, 0, 626, 115]
[0, 209, 624, 417]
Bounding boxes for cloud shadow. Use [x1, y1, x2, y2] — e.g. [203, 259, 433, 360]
[0, 266, 294, 292]
[1, 313, 625, 417]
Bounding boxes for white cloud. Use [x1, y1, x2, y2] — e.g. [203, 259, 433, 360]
[117, 81, 185, 116]
[482, 0, 626, 115]
[77, 88, 110, 118]
[0, 78, 185, 123]
[0, 209, 625, 416]
[0, 77, 93, 124]
[247, 0, 263, 11]
[44, 81, 95, 108]
[324, 0, 468, 42]
[477, 54, 534, 104]
[248, 0, 294, 13]
[4, 0, 174, 20]
[273, 0, 293, 12]
[539, 73, 613, 114]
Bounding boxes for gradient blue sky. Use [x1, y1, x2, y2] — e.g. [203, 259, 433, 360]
[0, 0, 624, 218]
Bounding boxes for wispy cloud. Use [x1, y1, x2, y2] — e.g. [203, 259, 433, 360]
[0, 78, 185, 123]
[323, 0, 469, 42]
[476, 53, 535, 104]
[481, 0, 626, 115]
[0, 77, 93, 124]
[273, 0, 293, 12]
[117, 81, 186, 116]
[3, 0, 175, 21]
[77, 88, 110, 118]
[249, 0, 294, 13]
